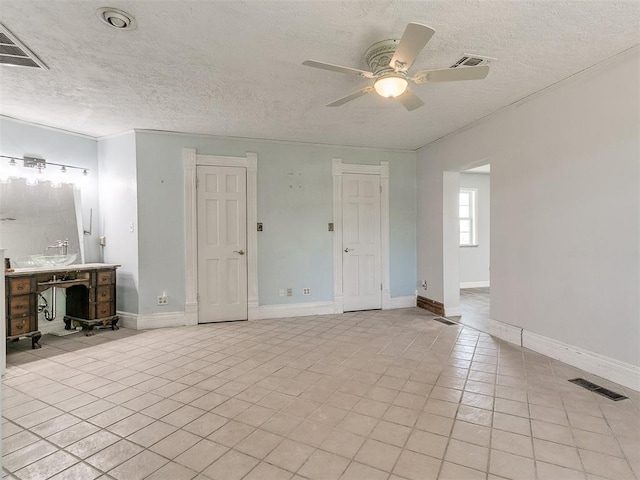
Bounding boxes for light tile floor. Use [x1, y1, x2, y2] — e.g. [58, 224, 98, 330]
[3, 308, 639, 480]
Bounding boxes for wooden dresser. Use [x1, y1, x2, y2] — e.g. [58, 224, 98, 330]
[5, 263, 120, 348]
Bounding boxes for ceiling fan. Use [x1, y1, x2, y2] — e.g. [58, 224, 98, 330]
[302, 23, 491, 111]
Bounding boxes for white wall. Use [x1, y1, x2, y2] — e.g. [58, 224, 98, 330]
[98, 133, 139, 314]
[460, 173, 490, 287]
[417, 48, 640, 369]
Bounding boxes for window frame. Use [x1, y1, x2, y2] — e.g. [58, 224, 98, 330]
[459, 187, 478, 247]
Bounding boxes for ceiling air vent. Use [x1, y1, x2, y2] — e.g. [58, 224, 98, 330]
[450, 53, 494, 69]
[0, 22, 47, 70]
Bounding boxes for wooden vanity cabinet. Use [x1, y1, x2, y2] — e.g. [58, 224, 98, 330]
[5, 264, 120, 348]
[66, 268, 116, 324]
[5, 276, 40, 348]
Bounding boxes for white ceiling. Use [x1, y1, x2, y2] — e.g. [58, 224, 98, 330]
[0, 1, 638, 150]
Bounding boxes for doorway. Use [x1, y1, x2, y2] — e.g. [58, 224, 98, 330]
[183, 149, 258, 325]
[442, 163, 491, 325]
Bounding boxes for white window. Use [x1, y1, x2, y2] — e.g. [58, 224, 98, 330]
[459, 188, 478, 246]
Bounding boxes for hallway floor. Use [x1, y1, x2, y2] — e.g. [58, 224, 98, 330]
[3, 308, 639, 480]
[459, 287, 490, 325]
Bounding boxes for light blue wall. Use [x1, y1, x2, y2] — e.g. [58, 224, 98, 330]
[0, 117, 100, 262]
[135, 132, 417, 315]
[0, 117, 418, 317]
[98, 133, 139, 314]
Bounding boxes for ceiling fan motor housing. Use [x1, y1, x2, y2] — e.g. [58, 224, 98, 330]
[365, 39, 401, 75]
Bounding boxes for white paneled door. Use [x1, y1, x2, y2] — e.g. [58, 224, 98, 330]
[342, 173, 382, 311]
[197, 166, 247, 322]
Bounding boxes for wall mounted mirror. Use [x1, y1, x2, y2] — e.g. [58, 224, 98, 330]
[0, 178, 84, 266]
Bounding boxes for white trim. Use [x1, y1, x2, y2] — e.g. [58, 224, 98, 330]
[332, 158, 390, 313]
[460, 281, 490, 288]
[523, 331, 640, 393]
[117, 311, 186, 330]
[380, 162, 391, 310]
[183, 149, 259, 324]
[444, 306, 463, 317]
[332, 158, 344, 314]
[488, 319, 523, 345]
[389, 295, 417, 309]
[134, 129, 414, 153]
[454, 313, 640, 393]
[253, 302, 336, 320]
[183, 148, 198, 326]
[1, 114, 99, 140]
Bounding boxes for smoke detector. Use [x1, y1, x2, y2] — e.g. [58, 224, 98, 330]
[96, 7, 137, 31]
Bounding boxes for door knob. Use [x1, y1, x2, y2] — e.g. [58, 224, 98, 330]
[344, 248, 353, 253]
[234, 250, 245, 255]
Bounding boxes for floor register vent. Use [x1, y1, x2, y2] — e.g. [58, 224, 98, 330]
[433, 317, 456, 326]
[568, 378, 628, 401]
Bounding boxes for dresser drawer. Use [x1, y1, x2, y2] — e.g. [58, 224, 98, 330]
[96, 301, 114, 318]
[10, 296, 33, 316]
[96, 285, 113, 302]
[9, 277, 34, 295]
[97, 270, 114, 286]
[8, 316, 33, 336]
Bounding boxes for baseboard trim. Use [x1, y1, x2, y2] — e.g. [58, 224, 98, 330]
[185, 302, 198, 326]
[444, 306, 462, 317]
[522, 331, 640, 392]
[417, 295, 445, 316]
[389, 295, 417, 309]
[382, 290, 392, 310]
[455, 313, 639, 393]
[117, 311, 186, 330]
[253, 301, 336, 320]
[460, 281, 490, 289]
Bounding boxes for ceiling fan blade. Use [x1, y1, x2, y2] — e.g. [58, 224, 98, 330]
[396, 88, 424, 111]
[412, 65, 490, 84]
[302, 60, 374, 78]
[327, 87, 374, 107]
[389, 23, 436, 72]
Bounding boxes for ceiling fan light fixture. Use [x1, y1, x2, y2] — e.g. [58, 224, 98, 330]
[373, 75, 408, 98]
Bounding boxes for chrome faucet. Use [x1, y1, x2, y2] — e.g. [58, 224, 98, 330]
[46, 239, 69, 255]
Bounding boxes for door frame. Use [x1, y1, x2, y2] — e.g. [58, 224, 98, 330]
[183, 148, 258, 324]
[332, 158, 390, 313]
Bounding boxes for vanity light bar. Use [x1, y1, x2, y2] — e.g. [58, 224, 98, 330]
[1, 154, 89, 174]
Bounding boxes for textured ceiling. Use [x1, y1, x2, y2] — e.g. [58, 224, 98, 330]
[0, 1, 638, 150]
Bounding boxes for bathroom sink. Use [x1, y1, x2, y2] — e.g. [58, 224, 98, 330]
[13, 254, 77, 268]
[32, 254, 77, 267]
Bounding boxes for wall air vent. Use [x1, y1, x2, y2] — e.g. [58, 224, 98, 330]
[450, 53, 494, 69]
[0, 22, 47, 70]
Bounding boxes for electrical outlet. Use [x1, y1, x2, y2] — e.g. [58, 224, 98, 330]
[157, 292, 168, 305]
[286, 288, 293, 297]
[279, 289, 285, 297]
[302, 288, 311, 296]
